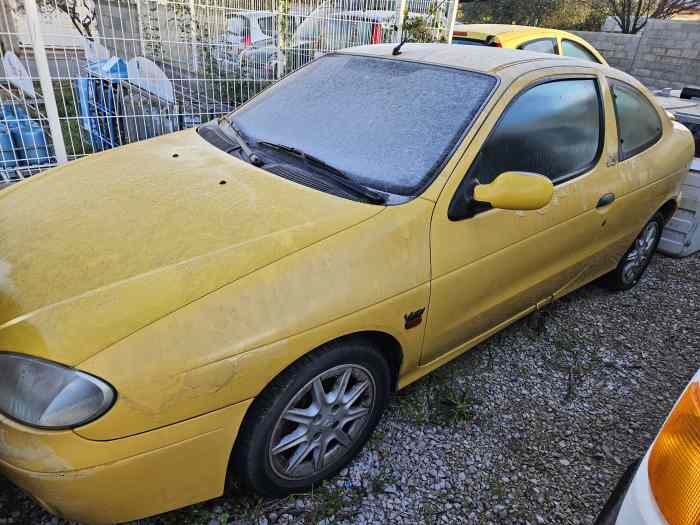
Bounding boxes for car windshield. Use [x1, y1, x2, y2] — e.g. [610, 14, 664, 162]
[231, 54, 496, 195]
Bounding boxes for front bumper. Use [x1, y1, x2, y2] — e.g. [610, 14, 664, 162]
[595, 452, 668, 525]
[594, 458, 641, 525]
[0, 399, 252, 524]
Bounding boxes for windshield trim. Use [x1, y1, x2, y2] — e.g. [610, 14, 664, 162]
[224, 52, 501, 203]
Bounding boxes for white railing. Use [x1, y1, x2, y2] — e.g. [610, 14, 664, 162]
[0, 0, 456, 182]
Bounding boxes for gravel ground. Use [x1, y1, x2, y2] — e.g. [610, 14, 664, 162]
[1, 252, 699, 525]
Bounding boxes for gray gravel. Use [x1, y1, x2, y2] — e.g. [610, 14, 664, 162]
[2, 252, 699, 525]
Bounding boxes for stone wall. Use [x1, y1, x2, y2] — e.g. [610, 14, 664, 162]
[571, 30, 639, 72]
[572, 19, 700, 90]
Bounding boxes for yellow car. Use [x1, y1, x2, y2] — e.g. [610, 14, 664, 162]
[0, 44, 693, 524]
[452, 23, 607, 65]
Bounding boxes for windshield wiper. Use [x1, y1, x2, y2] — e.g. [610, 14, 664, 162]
[257, 141, 386, 204]
[219, 117, 264, 167]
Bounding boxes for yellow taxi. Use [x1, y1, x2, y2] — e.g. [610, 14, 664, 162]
[0, 43, 692, 524]
[453, 23, 608, 65]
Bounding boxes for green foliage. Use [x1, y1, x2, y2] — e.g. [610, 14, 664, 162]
[395, 376, 480, 426]
[54, 80, 93, 157]
[402, 0, 448, 43]
[402, 15, 438, 42]
[458, 0, 610, 31]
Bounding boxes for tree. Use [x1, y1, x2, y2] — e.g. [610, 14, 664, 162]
[41, 0, 97, 39]
[594, 0, 700, 33]
[460, 0, 568, 26]
[11, 0, 97, 39]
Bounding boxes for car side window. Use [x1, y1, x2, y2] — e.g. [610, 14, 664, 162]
[609, 80, 663, 161]
[519, 38, 557, 55]
[470, 78, 602, 185]
[561, 39, 600, 63]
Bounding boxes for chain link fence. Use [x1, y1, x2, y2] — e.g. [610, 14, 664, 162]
[0, 0, 456, 183]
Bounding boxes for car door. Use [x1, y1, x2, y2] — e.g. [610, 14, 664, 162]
[421, 69, 628, 365]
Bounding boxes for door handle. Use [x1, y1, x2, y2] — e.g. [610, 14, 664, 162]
[597, 193, 615, 208]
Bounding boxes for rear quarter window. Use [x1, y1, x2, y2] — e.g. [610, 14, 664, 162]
[257, 16, 276, 36]
[561, 39, 600, 63]
[228, 16, 251, 36]
[520, 38, 557, 55]
[609, 80, 663, 160]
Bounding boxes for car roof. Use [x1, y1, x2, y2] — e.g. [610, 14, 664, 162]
[240, 10, 273, 18]
[338, 9, 396, 19]
[338, 42, 607, 74]
[453, 23, 572, 38]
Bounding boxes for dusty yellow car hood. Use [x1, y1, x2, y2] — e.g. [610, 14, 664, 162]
[0, 129, 382, 366]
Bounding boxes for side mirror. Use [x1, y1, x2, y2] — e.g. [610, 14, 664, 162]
[474, 171, 554, 211]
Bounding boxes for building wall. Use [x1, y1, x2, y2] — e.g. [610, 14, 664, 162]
[573, 19, 700, 90]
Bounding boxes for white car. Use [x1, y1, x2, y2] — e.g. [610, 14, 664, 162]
[212, 11, 276, 72]
[595, 368, 700, 524]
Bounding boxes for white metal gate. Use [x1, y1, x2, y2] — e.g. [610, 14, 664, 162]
[0, 0, 457, 182]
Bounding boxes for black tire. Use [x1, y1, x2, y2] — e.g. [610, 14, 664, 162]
[603, 212, 664, 291]
[231, 338, 391, 497]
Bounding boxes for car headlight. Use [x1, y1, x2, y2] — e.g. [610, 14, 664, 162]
[0, 352, 116, 429]
[648, 373, 700, 525]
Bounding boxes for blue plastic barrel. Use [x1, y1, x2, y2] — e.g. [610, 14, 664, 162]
[0, 124, 18, 170]
[1, 103, 50, 166]
[16, 122, 50, 166]
[1, 103, 30, 131]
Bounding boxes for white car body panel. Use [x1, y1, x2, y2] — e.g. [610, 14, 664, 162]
[614, 368, 700, 525]
[615, 453, 667, 525]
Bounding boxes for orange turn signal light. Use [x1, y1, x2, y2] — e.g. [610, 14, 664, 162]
[649, 381, 700, 525]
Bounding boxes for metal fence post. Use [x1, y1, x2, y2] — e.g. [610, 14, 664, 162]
[189, 0, 199, 73]
[276, 0, 289, 80]
[24, 0, 68, 165]
[136, 0, 147, 57]
[395, 0, 408, 43]
[445, 0, 458, 44]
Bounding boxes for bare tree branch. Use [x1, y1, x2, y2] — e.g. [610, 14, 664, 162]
[593, 0, 700, 32]
[32, 0, 96, 39]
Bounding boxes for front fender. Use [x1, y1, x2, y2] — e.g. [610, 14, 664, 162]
[76, 199, 433, 440]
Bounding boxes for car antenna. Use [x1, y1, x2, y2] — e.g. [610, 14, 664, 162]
[392, 37, 408, 56]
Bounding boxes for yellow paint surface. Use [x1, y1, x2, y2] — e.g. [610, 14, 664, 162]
[0, 44, 692, 524]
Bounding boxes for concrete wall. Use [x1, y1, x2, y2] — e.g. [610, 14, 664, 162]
[573, 19, 700, 90]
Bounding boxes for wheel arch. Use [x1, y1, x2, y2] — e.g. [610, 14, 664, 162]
[265, 331, 405, 397]
[342, 331, 404, 392]
[228, 329, 403, 488]
[231, 330, 403, 444]
[658, 198, 678, 225]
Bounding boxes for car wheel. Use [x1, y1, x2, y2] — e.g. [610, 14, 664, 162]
[232, 338, 391, 497]
[603, 212, 663, 291]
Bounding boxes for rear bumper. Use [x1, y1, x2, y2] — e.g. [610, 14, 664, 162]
[0, 399, 252, 525]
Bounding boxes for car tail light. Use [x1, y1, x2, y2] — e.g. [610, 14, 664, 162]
[371, 23, 382, 44]
[493, 42, 502, 48]
[648, 379, 700, 525]
[243, 35, 252, 46]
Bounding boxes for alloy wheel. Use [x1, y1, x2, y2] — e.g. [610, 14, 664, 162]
[268, 364, 375, 480]
[621, 221, 660, 285]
